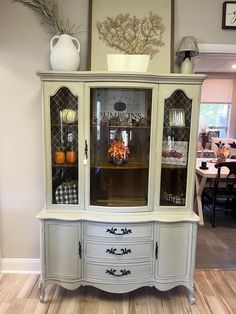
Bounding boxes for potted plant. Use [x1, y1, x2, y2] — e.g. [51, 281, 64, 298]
[14, 0, 82, 70]
[108, 140, 130, 165]
[96, 12, 165, 71]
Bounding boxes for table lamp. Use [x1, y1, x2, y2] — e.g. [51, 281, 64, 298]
[176, 36, 199, 74]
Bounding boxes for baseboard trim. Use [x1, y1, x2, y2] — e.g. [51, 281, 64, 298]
[1, 258, 41, 274]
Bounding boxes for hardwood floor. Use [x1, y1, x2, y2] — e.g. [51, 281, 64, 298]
[0, 272, 236, 313]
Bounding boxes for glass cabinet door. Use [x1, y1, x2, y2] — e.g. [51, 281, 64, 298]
[160, 90, 192, 207]
[49, 87, 79, 205]
[89, 88, 152, 207]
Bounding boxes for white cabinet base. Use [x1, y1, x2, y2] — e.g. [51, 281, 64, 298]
[38, 216, 198, 305]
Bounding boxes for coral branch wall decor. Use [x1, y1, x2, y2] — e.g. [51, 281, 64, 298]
[96, 12, 165, 59]
[90, 0, 173, 73]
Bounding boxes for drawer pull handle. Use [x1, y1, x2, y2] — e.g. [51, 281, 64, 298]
[106, 227, 132, 236]
[106, 268, 131, 277]
[106, 248, 131, 255]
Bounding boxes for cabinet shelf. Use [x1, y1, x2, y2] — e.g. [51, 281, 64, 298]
[167, 126, 190, 129]
[53, 163, 78, 168]
[52, 123, 78, 127]
[91, 125, 150, 129]
[161, 164, 187, 169]
[95, 197, 147, 207]
[91, 161, 149, 169]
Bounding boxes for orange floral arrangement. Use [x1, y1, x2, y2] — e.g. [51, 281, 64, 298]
[217, 146, 230, 158]
[108, 140, 130, 160]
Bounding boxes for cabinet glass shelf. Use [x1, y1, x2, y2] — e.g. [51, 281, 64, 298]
[51, 124, 78, 127]
[95, 197, 147, 207]
[91, 125, 150, 129]
[52, 163, 78, 168]
[161, 164, 187, 169]
[91, 161, 149, 169]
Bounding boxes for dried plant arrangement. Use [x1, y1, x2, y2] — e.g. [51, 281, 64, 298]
[13, 0, 81, 35]
[96, 12, 165, 59]
[108, 140, 130, 160]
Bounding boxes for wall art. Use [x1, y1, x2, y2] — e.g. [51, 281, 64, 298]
[222, 1, 236, 29]
[89, 0, 173, 73]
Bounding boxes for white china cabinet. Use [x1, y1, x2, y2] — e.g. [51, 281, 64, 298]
[36, 71, 205, 304]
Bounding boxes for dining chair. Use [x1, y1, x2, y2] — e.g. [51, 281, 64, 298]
[202, 162, 236, 227]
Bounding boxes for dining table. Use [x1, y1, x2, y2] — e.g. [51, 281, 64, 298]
[195, 158, 236, 225]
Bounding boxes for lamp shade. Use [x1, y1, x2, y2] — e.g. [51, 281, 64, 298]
[176, 36, 199, 59]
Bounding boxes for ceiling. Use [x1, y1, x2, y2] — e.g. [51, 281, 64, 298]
[194, 53, 236, 73]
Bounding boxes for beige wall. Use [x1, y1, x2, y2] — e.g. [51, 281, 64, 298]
[0, 0, 235, 259]
[200, 79, 235, 137]
[174, 0, 236, 45]
[0, 0, 89, 259]
[230, 80, 236, 138]
[201, 79, 234, 103]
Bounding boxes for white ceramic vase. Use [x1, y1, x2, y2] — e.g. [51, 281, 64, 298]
[107, 54, 150, 72]
[50, 34, 80, 71]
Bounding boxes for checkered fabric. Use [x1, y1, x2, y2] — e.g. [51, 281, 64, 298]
[161, 192, 174, 203]
[55, 181, 78, 204]
[161, 192, 185, 206]
[174, 196, 185, 205]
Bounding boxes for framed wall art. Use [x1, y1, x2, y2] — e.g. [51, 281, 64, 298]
[89, 0, 174, 73]
[222, 1, 236, 29]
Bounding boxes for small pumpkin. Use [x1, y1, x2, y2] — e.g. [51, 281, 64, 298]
[114, 100, 126, 111]
[55, 151, 65, 164]
[66, 151, 77, 163]
[62, 109, 78, 124]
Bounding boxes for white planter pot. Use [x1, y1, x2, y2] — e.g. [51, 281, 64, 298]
[50, 34, 80, 71]
[107, 54, 150, 72]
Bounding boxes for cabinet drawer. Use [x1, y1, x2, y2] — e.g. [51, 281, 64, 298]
[84, 241, 153, 261]
[84, 261, 152, 282]
[84, 222, 153, 240]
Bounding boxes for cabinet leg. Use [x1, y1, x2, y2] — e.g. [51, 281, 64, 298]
[39, 280, 45, 303]
[189, 281, 196, 305]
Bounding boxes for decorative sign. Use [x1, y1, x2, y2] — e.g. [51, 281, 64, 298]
[94, 89, 147, 122]
[162, 141, 188, 166]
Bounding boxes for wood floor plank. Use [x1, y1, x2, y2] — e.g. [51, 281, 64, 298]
[204, 295, 235, 314]
[20, 298, 44, 314]
[128, 289, 155, 314]
[191, 286, 212, 314]
[0, 303, 11, 313]
[16, 275, 39, 299]
[4, 298, 29, 314]
[144, 290, 166, 314]
[0, 274, 28, 304]
[56, 289, 79, 314]
[0, 272, 236, 313]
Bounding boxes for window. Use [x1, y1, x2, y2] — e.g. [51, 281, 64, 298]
[199, 103, 231, 137]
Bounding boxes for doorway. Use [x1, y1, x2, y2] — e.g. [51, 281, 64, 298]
[194, 47, 236, 269]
